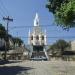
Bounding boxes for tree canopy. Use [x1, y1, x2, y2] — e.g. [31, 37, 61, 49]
[50, 39, 70, 56]
[12, 37, 23, 46]
[46, 0, 75, 29]
[0, 24, 6, 39]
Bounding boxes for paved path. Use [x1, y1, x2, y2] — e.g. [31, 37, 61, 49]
[0, 60, 75, 75]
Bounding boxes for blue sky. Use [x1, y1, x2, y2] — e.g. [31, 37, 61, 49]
[0, 0, 75, 45]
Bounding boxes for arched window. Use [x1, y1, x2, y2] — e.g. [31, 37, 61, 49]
[42, 36, 44, 40]
[36, 35, 39, 40]
[42, 43, 44, 46]
[31, 36, 33, 40]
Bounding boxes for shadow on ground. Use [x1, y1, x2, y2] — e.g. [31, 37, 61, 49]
[0, 60, 22, 65]
[0, 66, 33, 75]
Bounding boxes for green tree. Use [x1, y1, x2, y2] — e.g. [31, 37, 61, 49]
[0, 24, 13, 49]
[50, 39, 70, 56]
[46, 0, 75, 29]
[0, 24, 6, 39]
[12, 37, 23, 47]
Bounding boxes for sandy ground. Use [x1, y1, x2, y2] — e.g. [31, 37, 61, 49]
[0, 60, 75, 75]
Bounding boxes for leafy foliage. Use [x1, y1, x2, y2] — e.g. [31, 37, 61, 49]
[46, 0, 75, 29]
[50, 39, 70, 56]
[0, 24, 6, 38]
[12, 37, 23, 46]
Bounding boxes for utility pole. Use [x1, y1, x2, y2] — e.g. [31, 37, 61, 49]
[3, 16, 13, 60]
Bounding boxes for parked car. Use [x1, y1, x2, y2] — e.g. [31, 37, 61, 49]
[30, 56, 47, 61]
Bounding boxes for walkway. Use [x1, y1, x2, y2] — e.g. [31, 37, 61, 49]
[0, 60, 75, 75]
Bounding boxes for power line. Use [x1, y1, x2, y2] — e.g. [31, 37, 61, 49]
[0, 2, 7, 17]
[9, 21, 56, 29]
[0, 4, 7, 16]
[0, 11, 4, 18]
[8, 25, 72, 32]
[0, 7, 6, 17]
[9, 25, 57, 29]
[0, 2, 6, 18]
[3, 16, 13, 60]
[14, 36, 75, 39]
[0, 0, 12, 19]
[0, 0, 10, 16]
[8, 25, 74, 33]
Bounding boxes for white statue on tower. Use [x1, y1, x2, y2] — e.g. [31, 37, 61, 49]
[34, 13, 39, 26]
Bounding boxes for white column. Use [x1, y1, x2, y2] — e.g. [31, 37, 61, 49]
[39, 34, 41, 45]
[28, 29, 30, 45]
[33, 34, 36, 45]
[44, 30, 47, 45]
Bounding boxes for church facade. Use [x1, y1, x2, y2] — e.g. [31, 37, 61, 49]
[28, 13, 48, 60]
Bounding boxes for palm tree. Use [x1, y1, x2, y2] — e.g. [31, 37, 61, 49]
[0, 24, 6, 39]
[12, 37, 23, 47]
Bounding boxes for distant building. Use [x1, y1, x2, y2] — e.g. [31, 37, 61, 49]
[71, 40, 75, 51]
[28, 13, 47, 46]
[58, 41, 75, 61]
[7, 47, 29, 60]
[28, 13, 48, 60]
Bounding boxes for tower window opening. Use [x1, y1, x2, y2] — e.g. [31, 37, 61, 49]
[42, 43, 44, 46]
[31, 36, 33, 40]
[36, 35, 39, 40]
[42, 36, 44, 40]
